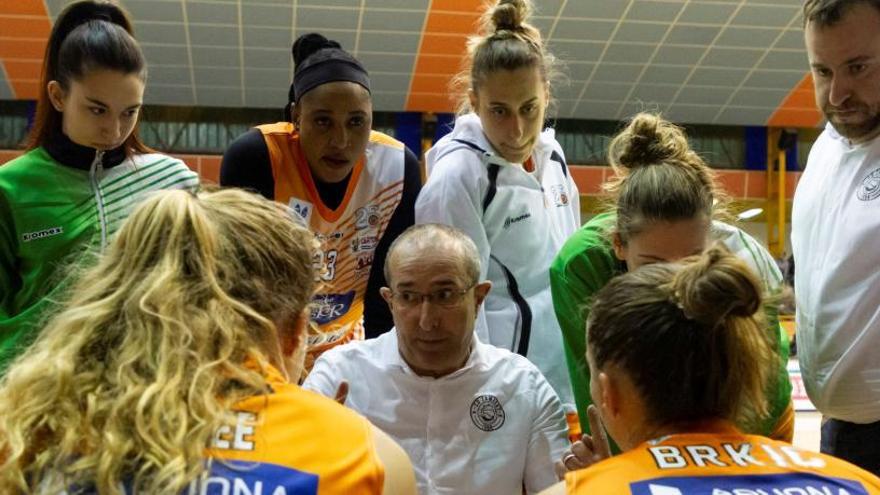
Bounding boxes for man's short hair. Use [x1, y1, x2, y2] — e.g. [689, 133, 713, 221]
[804, 0, 880, 27]
[384, 224, 481, 286]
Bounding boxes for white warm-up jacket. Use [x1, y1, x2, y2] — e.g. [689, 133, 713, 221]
[415, 113, 581, 408]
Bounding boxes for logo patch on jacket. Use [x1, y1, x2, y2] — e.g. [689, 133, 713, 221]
[470, 394, 505, 431]
[503, 212, 531, 229]
[858, 167, 880, 201]
[550, 184, 569, 207]
[22, 226, 63, 242]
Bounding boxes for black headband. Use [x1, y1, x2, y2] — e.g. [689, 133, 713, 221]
[292, 49, 371, 102]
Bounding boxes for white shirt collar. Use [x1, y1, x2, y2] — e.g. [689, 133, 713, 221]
[383, 328, 485, 380]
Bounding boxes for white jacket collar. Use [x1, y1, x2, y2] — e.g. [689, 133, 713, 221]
[427, 113, 558, 172]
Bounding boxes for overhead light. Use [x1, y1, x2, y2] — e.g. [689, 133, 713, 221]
[737, 208, 763, 220]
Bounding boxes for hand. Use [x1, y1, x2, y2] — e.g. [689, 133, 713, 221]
[334, 380, 349, 405]
[554, 405, 612, 479]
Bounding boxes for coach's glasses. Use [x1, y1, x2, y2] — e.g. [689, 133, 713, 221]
[384, 284, 476, 308]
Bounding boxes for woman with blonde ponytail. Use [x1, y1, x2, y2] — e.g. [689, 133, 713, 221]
[550, 112, 793, 445]
[0, 188, 415, 494]
[542, 247, 880, 494]
[416, 0, 581, 426]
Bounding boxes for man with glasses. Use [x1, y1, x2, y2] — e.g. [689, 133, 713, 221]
[303, 223, 569, 494]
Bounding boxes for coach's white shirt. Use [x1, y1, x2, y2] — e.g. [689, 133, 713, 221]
[792, 122, 880, 423]
[302, 329, 569, 495]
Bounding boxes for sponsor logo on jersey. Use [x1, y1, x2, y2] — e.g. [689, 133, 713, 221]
[288, 198, 313, 225]
[857, 167, 880, 201]
[550, 184, 570, 207]
[355, 204, 381, 230]
[310, 291, 355, 325]
[470, 394, 505, 432]
[22, 226, 63, 242]
[356, 253, 374, 270]
[630, 473, 869, 495]
[351, 235, 378, 253]
[65, 459, 320, 495]
[502, 212, 531, 229]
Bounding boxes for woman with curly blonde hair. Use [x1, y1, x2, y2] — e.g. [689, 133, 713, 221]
[0, 188, 415, 494]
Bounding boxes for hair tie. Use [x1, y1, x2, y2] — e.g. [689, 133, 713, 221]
[669, 290, 694, 321]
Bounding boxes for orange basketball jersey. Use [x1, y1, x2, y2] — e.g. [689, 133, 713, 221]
[258, 123, 405, 368]
[565, 422, 880, 494]
[200, 364, 386, 494]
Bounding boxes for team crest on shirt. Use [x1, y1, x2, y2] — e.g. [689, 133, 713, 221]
[355, 204, 381, 230]
[857, 167, 880, 201]
[470, 395, 505, 432]
[550, 184, 569, 207]
[288, 198, 313, 225]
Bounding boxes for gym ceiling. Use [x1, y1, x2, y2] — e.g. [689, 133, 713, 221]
[0, 0, 821, 128]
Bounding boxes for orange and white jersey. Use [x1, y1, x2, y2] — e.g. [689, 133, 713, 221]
[199, 364, 385, 494]
[258, 123, 406, 368]
[565, 422, 880, 494]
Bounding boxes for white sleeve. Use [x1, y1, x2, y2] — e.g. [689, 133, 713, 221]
[722, 225, 784, 293]
[416, 152, 492, 342]
[416, 151, 491, 280]
[524, 369, 570, 494]
[301, 353, 343, 398]
[567, 166, 581, 226]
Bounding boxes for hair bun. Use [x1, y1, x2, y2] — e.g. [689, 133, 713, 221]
[292, 33, 342, 67]
[671, 245, 762, 327]
[490, 0, 530, 32]
[608, 112, 692, 170]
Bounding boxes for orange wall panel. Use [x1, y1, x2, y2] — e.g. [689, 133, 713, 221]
[768, 73, 823, 128]
[409, 74, 454, 94]
[0, 38, 47, 59]
[9, 80, 39, 99]
[0, 1, 48, 16]
[4, 59, 42, 80]
[419, 33, 468, 56]
[430, 0, 485, 11]
[0, 16, 50, 39]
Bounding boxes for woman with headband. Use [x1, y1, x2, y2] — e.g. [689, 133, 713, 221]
[222, 33, 421, 370]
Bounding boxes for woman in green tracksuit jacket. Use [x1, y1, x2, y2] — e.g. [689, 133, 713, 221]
[0, 1, 198, 372]
[550, 113, 793, 442]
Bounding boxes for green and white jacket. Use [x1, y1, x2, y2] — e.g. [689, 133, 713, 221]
[550, 212, 791, 438]
[0, 133, 199, 371]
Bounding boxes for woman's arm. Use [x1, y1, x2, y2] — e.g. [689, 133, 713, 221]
[220, 129, 275, 199]
[372, 425, 417, 495]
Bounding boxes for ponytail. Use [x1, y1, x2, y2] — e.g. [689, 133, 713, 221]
[587, 245, 775, 430]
